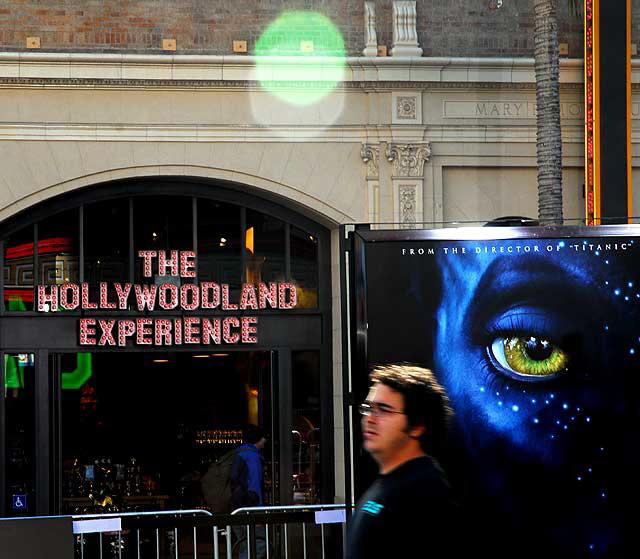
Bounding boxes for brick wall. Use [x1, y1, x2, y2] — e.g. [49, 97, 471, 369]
[0, 0, 635, 58]
[0, 0, 365, 55]
[411, 0, 582, 58]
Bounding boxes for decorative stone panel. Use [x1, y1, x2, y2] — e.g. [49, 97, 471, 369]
[398, 184, 417, 227]
[392, 180, 423, 228]
[392, 92, 422, 124]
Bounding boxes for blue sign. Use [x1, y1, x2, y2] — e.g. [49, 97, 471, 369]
[12, 494, 27, 510]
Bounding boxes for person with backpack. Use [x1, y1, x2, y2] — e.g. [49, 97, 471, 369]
[230, 424, 267, 559]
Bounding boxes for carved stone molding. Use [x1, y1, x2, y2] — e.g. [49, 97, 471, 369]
[363, 2, 378, 57]
[386, 143, 431, 177]
[360, 143, 380, 179]
[391, 1, 422, 57]
[398, 185, 417, 228]
[0, 77, 575, 91]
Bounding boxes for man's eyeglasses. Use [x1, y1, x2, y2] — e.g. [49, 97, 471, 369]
[358, 402, 405, 417]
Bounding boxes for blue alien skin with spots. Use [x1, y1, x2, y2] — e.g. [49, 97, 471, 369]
[432, 238, 638, 558]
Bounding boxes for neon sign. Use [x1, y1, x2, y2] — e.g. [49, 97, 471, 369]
[36, 250, 297, 347]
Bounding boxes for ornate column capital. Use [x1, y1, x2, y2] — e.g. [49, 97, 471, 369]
[360, 143, 380, 179]
[385, 143, 431, 177]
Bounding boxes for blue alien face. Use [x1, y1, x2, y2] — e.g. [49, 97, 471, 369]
[433, 238, 637, 557]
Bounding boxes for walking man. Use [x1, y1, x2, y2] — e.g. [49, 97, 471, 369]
[347, 364, 458, 559]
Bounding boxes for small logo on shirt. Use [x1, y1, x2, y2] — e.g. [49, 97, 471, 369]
[361, 500, 384, 515]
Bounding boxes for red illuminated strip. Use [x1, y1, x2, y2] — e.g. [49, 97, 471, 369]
[584, 0, 598, 225]
[5, 237, 72, 259]
[5, 289, 34, 302]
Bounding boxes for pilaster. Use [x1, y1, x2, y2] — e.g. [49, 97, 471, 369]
[386, 143, 431, 227]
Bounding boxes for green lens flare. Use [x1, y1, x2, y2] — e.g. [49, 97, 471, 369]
[503, 336, 568, 377]
[254, 12, 346, 106]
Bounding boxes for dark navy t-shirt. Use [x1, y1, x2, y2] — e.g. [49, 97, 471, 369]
[347, 456, 459, 559]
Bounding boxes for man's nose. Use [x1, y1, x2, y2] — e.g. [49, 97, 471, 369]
[363, 412, 377, 426]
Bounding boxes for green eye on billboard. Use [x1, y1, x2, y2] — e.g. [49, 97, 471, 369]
[254, 12, 346, 106]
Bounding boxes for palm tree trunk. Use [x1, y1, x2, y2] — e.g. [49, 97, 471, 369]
[534, 0, 564, 225]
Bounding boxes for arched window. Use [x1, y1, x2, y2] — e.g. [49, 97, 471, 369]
[2, 185, 323, 312]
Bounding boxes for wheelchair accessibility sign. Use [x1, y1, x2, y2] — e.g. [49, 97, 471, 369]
[12, 494, 27, 510]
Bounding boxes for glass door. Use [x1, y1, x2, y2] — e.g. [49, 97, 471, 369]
[52, 350, 280, 514]
[2, 353, 36, 517]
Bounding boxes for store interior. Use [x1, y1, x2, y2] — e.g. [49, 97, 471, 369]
[56, 350, 320, 514]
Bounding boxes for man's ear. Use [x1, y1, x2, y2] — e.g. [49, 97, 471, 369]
[408, 424, 425, 440]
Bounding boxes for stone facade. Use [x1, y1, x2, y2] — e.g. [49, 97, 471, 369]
[1, 54, 612, 227]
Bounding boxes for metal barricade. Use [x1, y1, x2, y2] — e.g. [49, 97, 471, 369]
[68, 504, 346, 559]
[72, 509, 213, 559]
[230, 504, 347, 559]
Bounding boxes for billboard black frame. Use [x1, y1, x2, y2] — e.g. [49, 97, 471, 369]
[341, 222, 640, 509]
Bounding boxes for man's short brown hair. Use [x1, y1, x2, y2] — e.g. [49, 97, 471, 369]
[369, 364, 453, 456]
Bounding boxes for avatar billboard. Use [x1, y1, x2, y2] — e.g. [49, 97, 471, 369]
[348, 225, 639, 558]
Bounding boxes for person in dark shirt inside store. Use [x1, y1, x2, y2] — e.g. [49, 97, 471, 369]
[347, 364, 458, 559]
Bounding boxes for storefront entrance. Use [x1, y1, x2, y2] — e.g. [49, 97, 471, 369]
[0, 180, 332, 517]
[3, 347, 323, 517]
[55, 351, 279, 514]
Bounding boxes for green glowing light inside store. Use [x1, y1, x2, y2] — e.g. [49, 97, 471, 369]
[254, 12, 346, 106]
[4, 355, 23, 389]
[4, 353, 92, 390]
[7, 296, 27, 311]
[61, 353, 93, 390]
